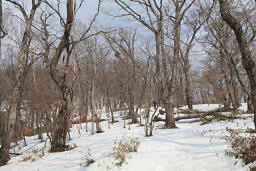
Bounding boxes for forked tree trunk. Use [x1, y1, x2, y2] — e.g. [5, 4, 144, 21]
[164, 0, 194, 128]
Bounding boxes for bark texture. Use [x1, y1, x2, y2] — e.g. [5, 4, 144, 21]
[218, 0, 256, 128]
[0, 0, 42, 165]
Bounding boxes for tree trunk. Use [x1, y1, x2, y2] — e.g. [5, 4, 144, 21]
[0, 86, 22, 165]
[46, 0, 75, 151]
[95, 115, 102, 133]
[0, 0, 2, 61]
[228, 59, 241, 108]
[0, 132, 10, 166]
[15, 107, 22, 145]
[165, 7, 182, 129]
[228, 43, 252, 112]
[248, 95, 253, 113]
[218, 0, 256, 129]
[36, 111, 43, 141]
[219, 47, 235, 107]
[184, 61, 193, 110]
[90, 87, 95, 135]
[107, 99, 115, 123]
[51, 89, 72, 151]
[0, 0, 41, 163]
[85, 95, 89, 132]
[128, 85, 137, 123]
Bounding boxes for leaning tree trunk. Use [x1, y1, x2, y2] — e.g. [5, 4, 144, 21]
[229, 50, 253, 112]
[219, 46, 236, 107]
[228, 59, 241, 109]
[47, 0, 75, 151]
[0, 88, 22, 165]
[218, 0, 256, 129]
[0, 0, 41, 164]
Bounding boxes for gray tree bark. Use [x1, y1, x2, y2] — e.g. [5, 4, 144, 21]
[0, 0, 42, 165]
[218, 0, 256, 129]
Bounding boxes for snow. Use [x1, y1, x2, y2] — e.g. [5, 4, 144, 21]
[179, 103, 224, 111]
[179, 103, 248, 112]
[238, 103, 248, 112]
[0, 104, 253, 171]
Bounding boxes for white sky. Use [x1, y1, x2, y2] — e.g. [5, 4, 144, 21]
[3, 0, 204, 69]
[76, 0, 204, 69]
[77, 0, 128, 27]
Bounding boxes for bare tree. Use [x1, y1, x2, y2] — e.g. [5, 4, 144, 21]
[163, 0, 195, 127]
[179, 5, 204, 110]
[0, 0, 7, 60]
[203, 13, 241, 110]
[0, 0, 42, 165]
[218, 0, 256, 129]
[113, 0, 178, 128]
[41, 0, 102, 151]
[105, 29, 139, 123]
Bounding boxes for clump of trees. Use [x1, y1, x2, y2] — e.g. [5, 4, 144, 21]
[0, 0, 256, 166]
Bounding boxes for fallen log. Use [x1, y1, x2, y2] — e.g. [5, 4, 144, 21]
[154, 114, 205, 122]
[9, 152, 22, 156]
[154, 108, 239, 124]
[175, 114, 206, 121]
[175, 106, 238, 115]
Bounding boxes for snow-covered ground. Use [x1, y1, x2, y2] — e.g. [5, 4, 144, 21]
[179, 103, 248, 112]
[0, 104, 253, 171]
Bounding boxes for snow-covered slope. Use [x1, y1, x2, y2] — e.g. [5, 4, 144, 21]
[0, 104, 252, 171]
[179, 103, 248, 112]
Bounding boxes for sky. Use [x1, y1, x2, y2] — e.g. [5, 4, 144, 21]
[77, 0, 130, 27]
[76, 0, 205, 69]
[2, 0, 204, 69]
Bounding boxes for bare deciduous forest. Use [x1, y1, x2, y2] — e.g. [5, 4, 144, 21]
[0, 0, 256, 170]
